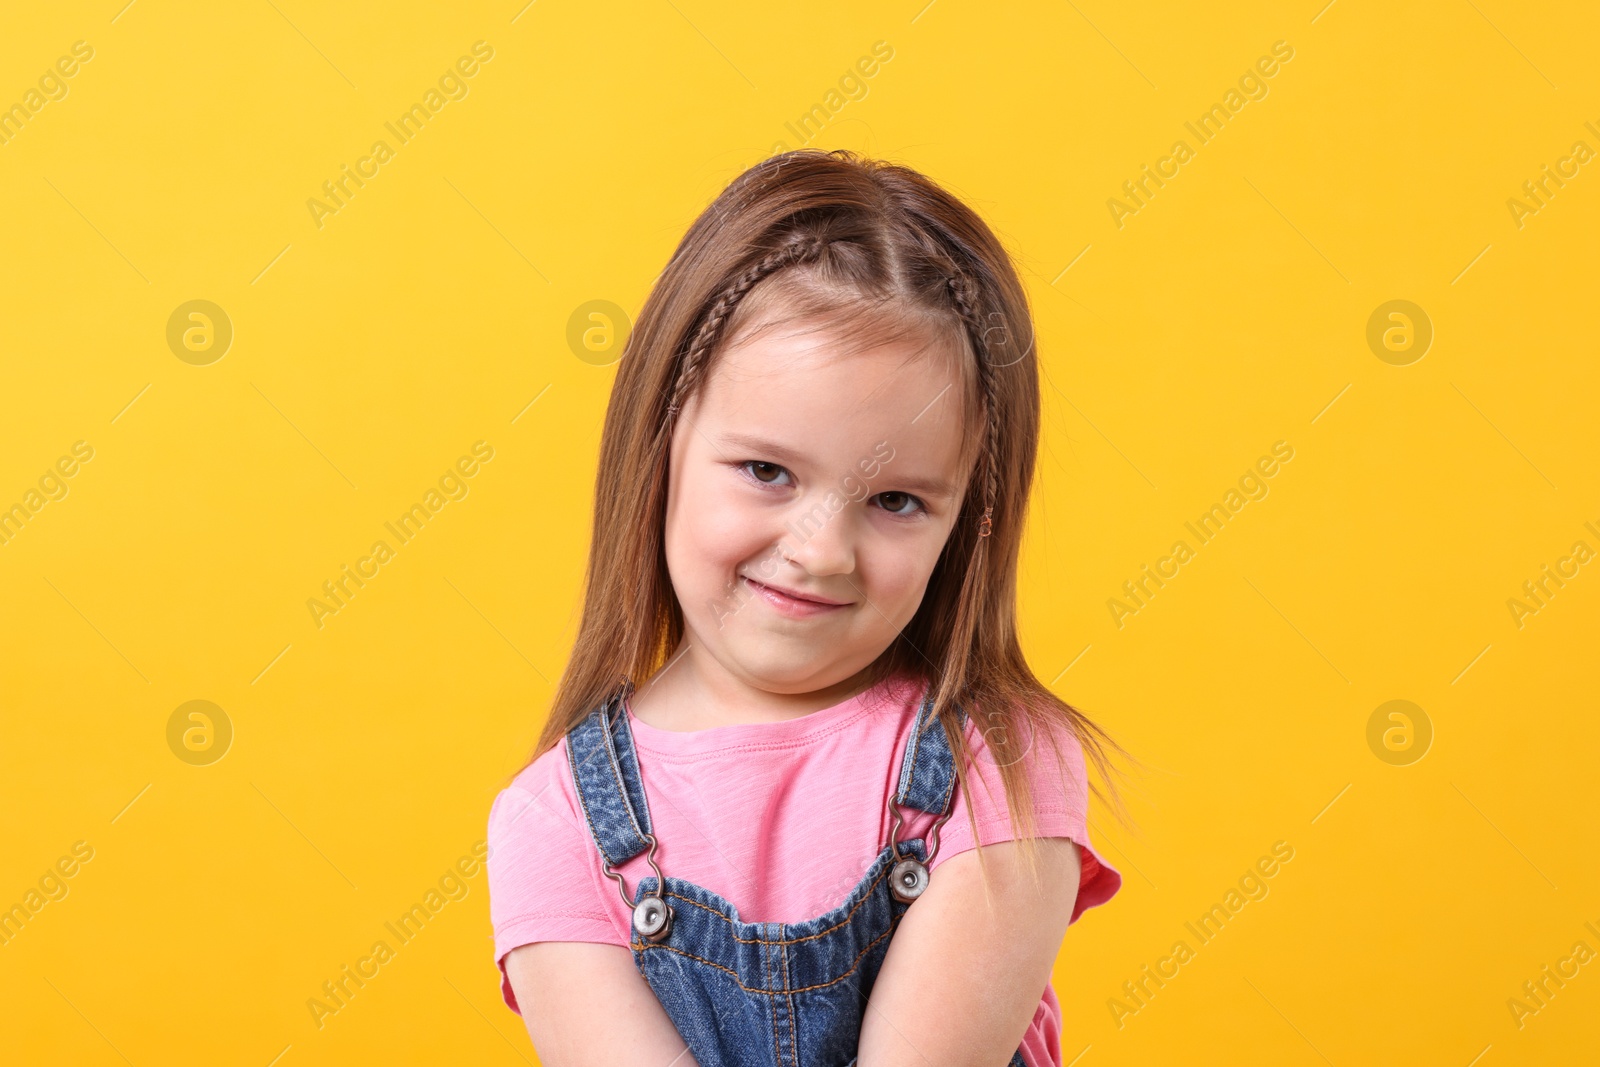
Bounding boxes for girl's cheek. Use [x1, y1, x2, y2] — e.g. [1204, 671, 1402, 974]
[693, 489, 770, 555]
[865, 536, 937, 592]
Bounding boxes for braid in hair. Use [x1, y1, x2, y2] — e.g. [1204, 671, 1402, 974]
[946, 269, 1000, 539]
[660, 233, 830, 436]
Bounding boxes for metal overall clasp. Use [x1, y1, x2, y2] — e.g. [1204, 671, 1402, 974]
[596, 684, 674, 943]
[602, 830, 674, 942]
[884, 787, 953, 904]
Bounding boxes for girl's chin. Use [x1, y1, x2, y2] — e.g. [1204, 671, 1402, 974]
[729, 662, 858, 696]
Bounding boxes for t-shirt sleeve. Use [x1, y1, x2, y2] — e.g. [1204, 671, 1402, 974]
[927, 712, 1123, 926]
[486, 740, 629, 1014]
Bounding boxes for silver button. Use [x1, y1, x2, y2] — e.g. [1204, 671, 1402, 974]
[632, 896, 673, 941]
[890, 858, 929, 902]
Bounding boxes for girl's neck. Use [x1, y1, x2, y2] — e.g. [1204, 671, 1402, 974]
[626, 647, 883, 733]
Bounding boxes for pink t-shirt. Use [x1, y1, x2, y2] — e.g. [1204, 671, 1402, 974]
[487, 674, 1122, 1066]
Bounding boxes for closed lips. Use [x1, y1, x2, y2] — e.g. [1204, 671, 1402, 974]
[745, 578, 849, 606]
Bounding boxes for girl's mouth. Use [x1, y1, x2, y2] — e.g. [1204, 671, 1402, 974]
[742, 577, 850, 619]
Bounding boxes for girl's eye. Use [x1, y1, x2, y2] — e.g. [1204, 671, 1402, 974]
[874, 491, 925, 517]
[739, 460, 792, 486]
[736, 462, 924, 517]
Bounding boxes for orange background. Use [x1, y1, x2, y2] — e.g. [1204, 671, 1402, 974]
[1, 1, 1596, 1064]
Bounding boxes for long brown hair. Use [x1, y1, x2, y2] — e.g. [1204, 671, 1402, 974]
[525, 148, 1136, 888]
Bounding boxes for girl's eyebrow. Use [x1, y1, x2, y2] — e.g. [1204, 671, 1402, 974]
[717, 432, 807, 467]
[716, 432, 959, 499]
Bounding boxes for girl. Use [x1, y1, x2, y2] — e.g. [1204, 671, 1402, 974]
[487, 148, 1132, 1066]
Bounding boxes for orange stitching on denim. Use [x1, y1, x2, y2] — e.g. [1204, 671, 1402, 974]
[659, 859, 896, 945]
[782, 926, 797, 1066]
[636, 910, 904, 996]
[764, 922, 783, 1067]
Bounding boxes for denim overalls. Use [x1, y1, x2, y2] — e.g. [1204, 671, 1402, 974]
[566, 685, 1030, 1067]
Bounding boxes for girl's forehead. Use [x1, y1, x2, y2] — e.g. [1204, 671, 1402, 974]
[702, 332, 963, 425]
[710, 316, 968, 393]
[691, 328, 975, 486]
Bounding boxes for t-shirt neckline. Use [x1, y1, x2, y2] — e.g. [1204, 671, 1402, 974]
[622, 674, 924, 757]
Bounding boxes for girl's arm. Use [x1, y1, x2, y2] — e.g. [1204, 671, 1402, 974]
[856, 838, 1083, 1066]
[504, 941, 700, 1067]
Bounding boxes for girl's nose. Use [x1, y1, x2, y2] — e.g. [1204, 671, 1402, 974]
[781, 498, 857, 578]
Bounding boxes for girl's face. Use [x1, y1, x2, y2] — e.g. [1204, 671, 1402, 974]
[663, 315, 973, 699]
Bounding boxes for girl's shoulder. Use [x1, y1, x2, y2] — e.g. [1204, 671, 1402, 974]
[956, 699, 1092, 814]
[487, 734, 584, 845]
[486, 731, 630, 975]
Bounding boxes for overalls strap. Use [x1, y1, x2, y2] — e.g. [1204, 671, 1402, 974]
[893, 693, 967, 816]
[565, 688, 655, 869]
